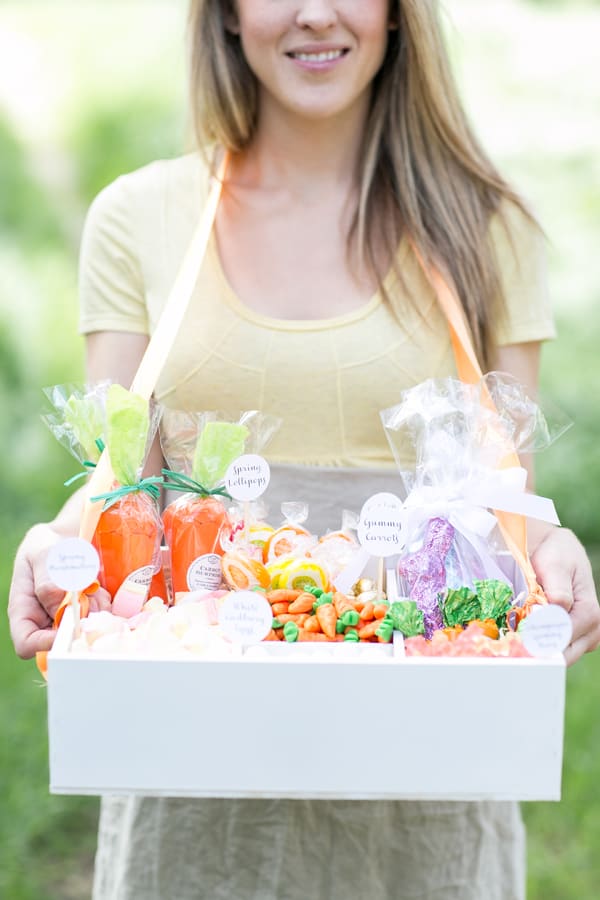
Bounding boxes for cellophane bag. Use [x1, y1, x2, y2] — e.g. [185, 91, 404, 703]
[160, 410, 280, 595]
[43, 382, 164, 610]
[380, 374, 568, 639]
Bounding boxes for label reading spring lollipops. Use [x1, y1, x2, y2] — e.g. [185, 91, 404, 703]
[225, 454, 271, 544]
[225, 454, 270, 502]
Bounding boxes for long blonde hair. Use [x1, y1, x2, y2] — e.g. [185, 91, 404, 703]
[188, 0, 534, 365]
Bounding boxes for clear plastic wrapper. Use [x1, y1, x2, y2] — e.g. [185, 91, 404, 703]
[381, 374, 565, 639]
[43, 382, 164, 608]
[42, 381, 111, 467]
[160, 410, 280, 595]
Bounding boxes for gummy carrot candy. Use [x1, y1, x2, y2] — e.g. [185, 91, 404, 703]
[162, 421, 249, 594]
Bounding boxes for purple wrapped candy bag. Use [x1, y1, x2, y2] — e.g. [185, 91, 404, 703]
[398, 517, 455, 637]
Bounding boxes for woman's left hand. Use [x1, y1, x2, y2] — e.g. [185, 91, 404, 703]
[530, 526, 600, 666]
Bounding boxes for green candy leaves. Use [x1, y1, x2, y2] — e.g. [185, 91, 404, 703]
[443, 587, 480, 628]
[387, 600, 425, 637]
[192, 421, 249, 489]
[438, 579, 514, 630]
[106, 384, 149, 486]
[474, 579, 513, 626]
[375, 618, 394, 643]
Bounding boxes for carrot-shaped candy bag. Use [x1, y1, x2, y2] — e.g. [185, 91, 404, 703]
[161, 415, 250, 595]
[90, 385, 163, 612]
[161, 410, 281, 596]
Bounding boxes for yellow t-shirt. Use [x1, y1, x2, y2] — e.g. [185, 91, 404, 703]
[79, 154, 555, 469]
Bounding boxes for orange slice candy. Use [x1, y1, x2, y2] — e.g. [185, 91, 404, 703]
[221, 553, 271, 591]
[263, 524, 311, 564]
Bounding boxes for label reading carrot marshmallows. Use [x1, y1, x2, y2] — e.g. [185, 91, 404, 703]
[125, 565, 155, 586]
[187, 554, 222, 591]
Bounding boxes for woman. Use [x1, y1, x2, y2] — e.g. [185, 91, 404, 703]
[9, 1, 600, 898]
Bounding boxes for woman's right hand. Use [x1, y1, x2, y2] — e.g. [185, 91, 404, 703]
[8, 522, 110, 659]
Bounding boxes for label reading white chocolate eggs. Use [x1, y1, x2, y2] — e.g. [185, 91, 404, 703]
[187, 554, 222, 591]
[46, 538, 100, 591]
[219, 590, 273, 644]
[225, 454, 270, 501]
[357, 492, 405, 558]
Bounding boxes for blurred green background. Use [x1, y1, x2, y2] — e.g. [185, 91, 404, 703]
[1, 0, 599, 897]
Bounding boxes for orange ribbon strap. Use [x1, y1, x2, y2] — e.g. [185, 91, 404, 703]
[411, 245, 544, 604]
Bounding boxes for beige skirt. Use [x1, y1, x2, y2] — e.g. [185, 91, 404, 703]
[93, 465, 525, 900]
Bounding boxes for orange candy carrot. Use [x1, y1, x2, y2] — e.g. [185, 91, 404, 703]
[266, 589, 301, 604]
[359, 601, 375, 621]
[303, 614, 321, 633]
[93, 491, 162, 600]
[271, 602, 291, 617]
[276, 613, 310, 626]
[263, 629, 280, 641]
[297, 628, 329, 642]
[288, 592, 316, 614]
[333, 591, 355, 617]
[315, 603, 337, 639]
[373, 603, 389, 620]
[357, 621, 381, 640]
[162, 494, 230, 594]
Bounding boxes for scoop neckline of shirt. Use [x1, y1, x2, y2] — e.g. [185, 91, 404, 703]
[209, 232, 409, 332]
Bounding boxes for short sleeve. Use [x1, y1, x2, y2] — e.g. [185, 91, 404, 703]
[490, 202, 556, 347]
[78, 176, 148, 335]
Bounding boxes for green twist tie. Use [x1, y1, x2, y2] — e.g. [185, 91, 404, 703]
[91, 475, 163, 510]
[161, 468, 231, 500]
[64, 460, 97, 487]
[63, 438, 106, 487]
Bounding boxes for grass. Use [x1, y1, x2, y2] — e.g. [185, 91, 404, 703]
[1, 1, 599, 897]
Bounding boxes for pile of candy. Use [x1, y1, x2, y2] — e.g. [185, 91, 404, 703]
[262, 580, 390, 643]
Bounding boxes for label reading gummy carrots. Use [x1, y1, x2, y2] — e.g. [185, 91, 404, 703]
[225, 454, 270, 501]
[357, 492, 406, 558]
[187, 554, 222, 591]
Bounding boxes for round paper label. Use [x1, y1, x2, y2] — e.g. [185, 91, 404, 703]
[187, 554, 222, 591]
[357, 492, 405, 558]
[520, 603, 573, 658]
[219, 590, 273, 644]
[46, 538, 100, 591]
[225, 454, 270, 501]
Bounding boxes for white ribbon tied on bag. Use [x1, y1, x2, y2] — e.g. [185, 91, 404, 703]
[334, 467, 559, 593]
[404, 466, 560, 538]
